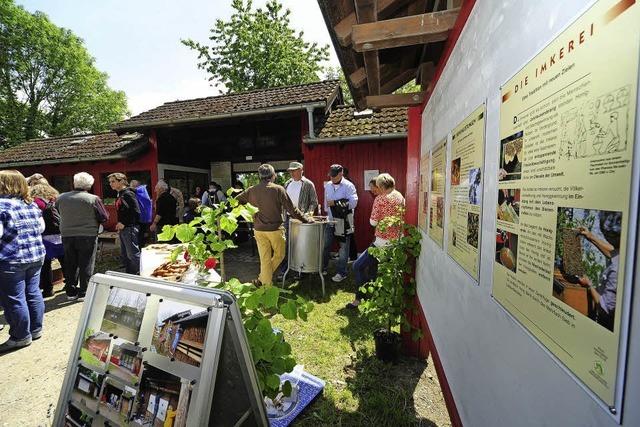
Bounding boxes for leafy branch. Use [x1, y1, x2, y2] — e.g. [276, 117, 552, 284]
[358, 212, 423, 340]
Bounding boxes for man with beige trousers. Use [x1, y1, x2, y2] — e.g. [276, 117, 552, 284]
[236, 164, 313, 285]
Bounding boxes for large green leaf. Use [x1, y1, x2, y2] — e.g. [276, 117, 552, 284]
[220, 215, 238, 234]
[157, 226, 175, 242]
[263, 286, 280, 309]
[280, 300, 297, 320]
[265, 374, 281, 391]
[175, 224, 196, 243]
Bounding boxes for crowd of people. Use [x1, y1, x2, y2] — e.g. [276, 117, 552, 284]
[233, 162, 405, 313]
[0, 163, 405, 353]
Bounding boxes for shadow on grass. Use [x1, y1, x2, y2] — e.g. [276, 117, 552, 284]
[295, 349, 436, 427]
[336, 306, 378, 343]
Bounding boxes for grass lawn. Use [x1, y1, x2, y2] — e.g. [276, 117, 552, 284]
[272, 274, 449, 427]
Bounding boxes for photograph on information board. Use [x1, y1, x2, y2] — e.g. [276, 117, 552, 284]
[101, 288, 147, 344]
[151, 299, 208, 367]
[553, 207, 621, 332]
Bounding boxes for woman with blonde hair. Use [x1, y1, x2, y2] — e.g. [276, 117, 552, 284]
[0, 170, 46, 353]
[26, 173, 48, 187]
[347, 173, 405, 309]
[31, 182, 63, 297]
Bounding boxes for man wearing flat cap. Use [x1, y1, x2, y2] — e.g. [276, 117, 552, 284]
[236, 164, 313, 286]
[278, 162, 318, 278]
[323, 164, 358, 282]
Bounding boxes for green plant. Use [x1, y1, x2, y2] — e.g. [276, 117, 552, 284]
[212, 278, 313, 398]
[158, 191, 258, 277]
[157, 191, 313, 399]
[358, 212, 422, 339]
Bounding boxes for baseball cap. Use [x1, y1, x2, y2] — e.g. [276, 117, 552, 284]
[287, 161, 303, 171]
[328, 164, 343, 177]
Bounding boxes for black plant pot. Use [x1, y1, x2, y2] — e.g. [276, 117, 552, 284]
[374, 329, 401, 364]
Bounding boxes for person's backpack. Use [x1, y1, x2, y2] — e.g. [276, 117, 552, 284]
[134, 185, 153, 224]
[42, 200, 61, 235]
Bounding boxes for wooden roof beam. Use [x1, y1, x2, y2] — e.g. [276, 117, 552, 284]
[418, 61, 435, 88]
[380, 67, 417, 93]
[352, 8, 460, 52]
[355, 0, 381, 97]
[350, 64, 394, 89]
[366, 92, 426, 108]
[334, 0, 412, 47]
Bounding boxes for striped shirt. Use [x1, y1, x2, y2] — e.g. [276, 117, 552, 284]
[0, 197, 46, 264]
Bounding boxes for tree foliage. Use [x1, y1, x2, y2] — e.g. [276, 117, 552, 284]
[0, 0, 128, 147]
[182, 0, 330, 93]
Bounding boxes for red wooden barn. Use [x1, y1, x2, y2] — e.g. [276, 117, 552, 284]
[0, 81, 408, 248]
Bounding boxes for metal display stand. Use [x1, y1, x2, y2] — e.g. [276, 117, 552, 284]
[282, 220, 329, 295]
[53, 272, 268, 427]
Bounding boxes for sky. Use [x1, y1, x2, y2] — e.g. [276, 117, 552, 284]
[16, 0, 339, 115]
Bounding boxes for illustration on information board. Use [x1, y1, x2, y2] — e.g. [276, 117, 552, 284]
[558, 85, 631, 160]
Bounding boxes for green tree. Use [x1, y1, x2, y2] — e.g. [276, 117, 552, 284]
[182, 0, 330, 93]
[0, 0, 128, 147]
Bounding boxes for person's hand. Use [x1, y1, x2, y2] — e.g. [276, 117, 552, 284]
[498, 169, 507, 181]
[150, 223, 157, 232]
[115, 222, 125, 231]
[577, 227, 593, 241]
[328, 200, 335, 207]
[578, 276, 592, 288]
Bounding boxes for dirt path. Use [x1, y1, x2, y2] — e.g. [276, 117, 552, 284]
[0, 285, 83, 426]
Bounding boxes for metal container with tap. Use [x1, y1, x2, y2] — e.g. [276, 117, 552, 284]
[282, 218, 330, 294]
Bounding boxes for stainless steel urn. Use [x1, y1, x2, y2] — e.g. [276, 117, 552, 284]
[283, 218, 329, 294]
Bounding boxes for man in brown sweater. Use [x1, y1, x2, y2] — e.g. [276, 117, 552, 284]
[237, 164, 313, 285]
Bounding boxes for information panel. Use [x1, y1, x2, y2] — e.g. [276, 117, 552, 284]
[428, 139, 447, 247]
[447, 105, 485, 280]
[494, 0, 638, 406]
[418, 153, 431, 232]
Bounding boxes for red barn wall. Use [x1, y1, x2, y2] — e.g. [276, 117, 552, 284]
[12, 137, 158, 231]
[302, 138, 407, 250]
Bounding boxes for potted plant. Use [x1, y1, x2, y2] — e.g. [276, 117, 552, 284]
[358, 212, 422, 363]
[157, 192, 313, 400]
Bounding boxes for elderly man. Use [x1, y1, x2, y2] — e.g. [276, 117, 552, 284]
[323, 164, 358, 282]
[108, 173, 141, 274]
[236, 164, 313, 286]
[150, 180, 178, 234]
[278, 161, 318, 278]
[56, 172, 109, 299]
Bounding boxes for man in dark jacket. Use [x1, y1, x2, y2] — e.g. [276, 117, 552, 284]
[236, 164, 313, 285]
[56, 172, 109, 299]
[108, 173, 141, 274]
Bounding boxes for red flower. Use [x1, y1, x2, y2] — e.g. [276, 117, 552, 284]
[204, 257, 218, 270]
[183, 251, 191, 262]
